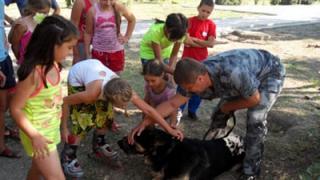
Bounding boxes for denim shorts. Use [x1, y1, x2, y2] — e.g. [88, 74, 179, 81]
[0, 55, 16, 90]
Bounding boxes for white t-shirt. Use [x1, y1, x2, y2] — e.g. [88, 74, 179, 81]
[68, 59, 118, 99]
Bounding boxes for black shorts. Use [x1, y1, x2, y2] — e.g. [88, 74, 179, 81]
[0, 55, 16, 90]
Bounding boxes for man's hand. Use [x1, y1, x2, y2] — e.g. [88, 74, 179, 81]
[210, 108, 234, 129]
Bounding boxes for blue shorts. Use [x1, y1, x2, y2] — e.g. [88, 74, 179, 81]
[0, 55, 16, 90]
[51, 0, 59, 9]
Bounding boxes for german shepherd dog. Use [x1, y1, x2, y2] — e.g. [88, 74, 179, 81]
[118, 128, 245, 180]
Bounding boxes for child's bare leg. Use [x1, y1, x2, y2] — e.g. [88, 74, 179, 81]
[33, 149, 65, 180]
[0, 90, 7, 151]
[26, 161, 41, 180]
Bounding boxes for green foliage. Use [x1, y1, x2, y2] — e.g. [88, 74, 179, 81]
[270, 0, 281, 4]
[300, 0, 314, 4]
[280, 0, 298, 5]
[215, 0, 242, 5]
[65, 0, 73, 8]
[272, 0, 314, 4]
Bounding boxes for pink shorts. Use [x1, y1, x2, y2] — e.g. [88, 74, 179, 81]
[92, 49, 125, 72]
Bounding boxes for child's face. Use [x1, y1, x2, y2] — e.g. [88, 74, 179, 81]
[144, 74, 164, 91]
[54, 38, 77, 63]
[99, 0, 115, 6]
[197, 4, 214, 20]
[113, 100, 129, 109]
[33, 7, 50, 15]
[32, 7, 50, 23]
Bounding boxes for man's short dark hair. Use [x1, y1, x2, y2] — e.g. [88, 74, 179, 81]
[174, 58, 207, 85]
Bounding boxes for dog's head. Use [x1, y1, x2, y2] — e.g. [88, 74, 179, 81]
[117, 128, 172, 155]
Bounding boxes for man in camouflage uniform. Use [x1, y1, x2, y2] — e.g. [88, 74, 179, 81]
[130, 49, 286, 179]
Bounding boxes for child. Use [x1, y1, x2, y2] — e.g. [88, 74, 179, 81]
[84, 0, 136, 74]
[4, 0, 60, 16]
[140, 13, 188, 74]
[60, 59, 183, 178]
[142, 60, 180, 127]
[180, 0, 216, 120]
[8, 0, 50, 65]
[0, 0, 19, 158]
[10, 15, 78, 179]
[70, 0, 96, 64]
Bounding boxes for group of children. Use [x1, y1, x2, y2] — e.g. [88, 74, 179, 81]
[1, 0, 216, 179]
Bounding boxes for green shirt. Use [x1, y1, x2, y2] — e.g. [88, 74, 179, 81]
[140, 23, 175, 60]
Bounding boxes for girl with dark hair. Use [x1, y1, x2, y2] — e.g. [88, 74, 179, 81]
[10, 15, 78, 180]
[140, 13, 188, 74]
[142, 60, 180, 127]
[84, 0, 136, 74]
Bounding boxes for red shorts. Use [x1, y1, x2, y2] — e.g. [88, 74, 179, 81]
[92, 49, 125, 72]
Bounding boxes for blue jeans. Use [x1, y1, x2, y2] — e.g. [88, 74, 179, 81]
[180, 94, 201, 114]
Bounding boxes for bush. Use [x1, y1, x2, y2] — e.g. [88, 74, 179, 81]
[270, 0, 281, 4]
[216, 0, 242, 5]
[280, 0, 298, 4]
[301, 0, 314, 4]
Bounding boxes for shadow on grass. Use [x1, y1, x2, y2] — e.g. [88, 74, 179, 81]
[259, 22, 320, 41]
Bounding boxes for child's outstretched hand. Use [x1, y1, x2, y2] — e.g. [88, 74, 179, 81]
[128, 118, 153, 144]
[167, 128, 184, 142]
[31, 134, 53, 159]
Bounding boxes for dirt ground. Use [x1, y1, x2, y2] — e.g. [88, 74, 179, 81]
[2, 23, 320, 180]
[82, 23, 320, 180]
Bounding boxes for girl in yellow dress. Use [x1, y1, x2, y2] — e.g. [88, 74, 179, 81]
[10, 15, 78, 180]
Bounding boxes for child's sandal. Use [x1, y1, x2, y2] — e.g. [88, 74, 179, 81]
[0, 147, 21, 158]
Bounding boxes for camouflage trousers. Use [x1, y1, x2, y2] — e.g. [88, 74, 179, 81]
[215, 70, 285, 176]
[243, 75, 285, 176]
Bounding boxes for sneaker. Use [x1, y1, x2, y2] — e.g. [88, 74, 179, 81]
[188, 111, 198, 121]
[239, 174, 257, 180]
[61, 158, 84, 178]
[176, 110, 183, 126]
[94, 144, 118, 160]
[92, 144, 122, 169]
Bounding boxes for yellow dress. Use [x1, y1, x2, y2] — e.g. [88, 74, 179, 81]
[20, 67, 63, 157]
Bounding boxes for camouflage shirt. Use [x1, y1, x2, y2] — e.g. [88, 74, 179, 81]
[178, 49, 286, 100]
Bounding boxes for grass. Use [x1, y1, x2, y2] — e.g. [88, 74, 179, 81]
[4, 0, 258, 20]
[128, 3, 258, 21]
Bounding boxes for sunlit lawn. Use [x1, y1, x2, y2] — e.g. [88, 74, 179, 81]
[4, 0, 256, 97]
